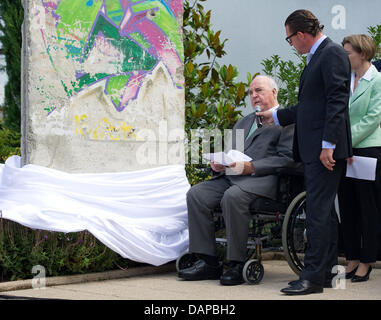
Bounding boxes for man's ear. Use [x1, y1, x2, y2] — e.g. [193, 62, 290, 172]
[297, 31, 304, 40]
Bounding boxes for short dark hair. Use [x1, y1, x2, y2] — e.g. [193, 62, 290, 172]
[285, 9, 324, 37]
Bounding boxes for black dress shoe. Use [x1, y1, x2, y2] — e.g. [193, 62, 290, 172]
[281, 280, 323, 295]
[288, 278, 333, 288]
[220, 263, 244, 286]
[178, 259, 223, 281]
[288, 279, 299, 286]
[345, 266, 358, 279]
[351, 266, 372, 283]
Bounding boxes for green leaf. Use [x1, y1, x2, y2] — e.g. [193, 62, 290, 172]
[185, 61, 194, 74]
[236, 82, 246, 101]
[225, 64, 234, 82]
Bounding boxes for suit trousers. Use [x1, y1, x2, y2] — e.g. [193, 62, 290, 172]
[186, 176, 259, 262]
[338, 147, 381, 263]
[300, 160, 345, 286]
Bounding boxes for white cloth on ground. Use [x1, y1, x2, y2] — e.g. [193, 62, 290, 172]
[0, 156, 190, 266]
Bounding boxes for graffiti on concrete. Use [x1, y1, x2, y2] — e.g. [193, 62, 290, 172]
[38, 0, 184, 114]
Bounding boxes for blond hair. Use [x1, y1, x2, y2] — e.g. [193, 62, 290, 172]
[342, 34, 377, 62]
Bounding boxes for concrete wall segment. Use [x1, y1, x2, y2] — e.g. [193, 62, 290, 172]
[21, 0, 185, 173]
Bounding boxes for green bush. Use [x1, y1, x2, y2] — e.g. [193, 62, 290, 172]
[0, 219, 134, 281]
[0, 124, 21, 163]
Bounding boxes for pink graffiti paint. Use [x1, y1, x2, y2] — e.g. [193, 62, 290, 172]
[135, 20, 182, 80]
[121, 0, 129, 11]
[169, 0, 183, 16]
[120, 74, 144, 108]
[120, 8, 132, 31]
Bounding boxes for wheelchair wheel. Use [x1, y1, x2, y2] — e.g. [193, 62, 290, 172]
[282, 191, 307, 276]
[176, 252, 197, 272]
[243, 259, 264, 284]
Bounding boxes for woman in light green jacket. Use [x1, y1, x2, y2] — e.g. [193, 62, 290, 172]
[338, 34, 381, 283]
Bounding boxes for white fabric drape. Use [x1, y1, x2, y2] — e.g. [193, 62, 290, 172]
[0, 156, 190, 266]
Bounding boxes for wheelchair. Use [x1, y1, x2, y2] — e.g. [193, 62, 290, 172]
[176, 165, 308, 284]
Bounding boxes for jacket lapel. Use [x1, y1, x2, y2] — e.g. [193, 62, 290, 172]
[299, 37, 332, 93]
[244, 123, 262, 151]
[231, 113, 254, 150]
[350, 67, 378, 104]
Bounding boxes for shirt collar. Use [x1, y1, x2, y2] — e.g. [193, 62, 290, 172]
[268, 105, 279, 112]
[253, 105, 278, 114]
[310, 35, 327, 54]
[362, 64, 374, 81]
[350, 64, 374, 95]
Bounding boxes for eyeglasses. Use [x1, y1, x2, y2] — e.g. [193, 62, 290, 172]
[285, 31, 298, 44]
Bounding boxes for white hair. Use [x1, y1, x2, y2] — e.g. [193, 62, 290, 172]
[253, 75, 278, 93]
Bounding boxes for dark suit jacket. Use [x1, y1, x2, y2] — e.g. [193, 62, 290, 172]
[277, 37, 352, 163]
[373, 59, 381, 72]
[212, 112, 296, 200]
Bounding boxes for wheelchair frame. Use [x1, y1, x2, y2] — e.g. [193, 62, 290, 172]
[176, 166, 308, 284]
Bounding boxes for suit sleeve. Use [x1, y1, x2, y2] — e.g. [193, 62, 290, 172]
[251, 125, 295, 176]
[321, 46, 351, 144]
[277, 105, 298, 127]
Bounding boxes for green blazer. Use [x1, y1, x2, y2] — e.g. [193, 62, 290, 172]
[349, 64, 381, 148]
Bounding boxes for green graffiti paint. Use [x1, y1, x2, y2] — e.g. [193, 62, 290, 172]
[56, 0, 103, 45]
[84, 15, 157, 73]
[106, 74, 131, 107]
[129, 32, 151, 49]
[105, 0, 124, 25]
[132, 1, 184, 61]
[73, 73, 110, 93]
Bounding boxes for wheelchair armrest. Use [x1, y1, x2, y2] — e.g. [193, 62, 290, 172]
[275, 164, 304, 177]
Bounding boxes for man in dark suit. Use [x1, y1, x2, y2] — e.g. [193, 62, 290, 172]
[258, 10, 352, 295]
[178, 75, 296, 285]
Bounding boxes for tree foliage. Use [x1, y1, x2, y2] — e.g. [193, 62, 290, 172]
[183, 0, 252, 185]
[0, 0, 23, 130]
[261, 50, 306, 107]
[183, 0, 251, 132]
[368, 23, 381, 59]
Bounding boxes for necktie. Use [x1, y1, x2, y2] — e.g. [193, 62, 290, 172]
[245, 119, 258, 141]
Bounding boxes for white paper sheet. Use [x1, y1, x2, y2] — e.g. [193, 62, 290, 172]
[346, 155, 377, 181]
[203, 150, 252, 166]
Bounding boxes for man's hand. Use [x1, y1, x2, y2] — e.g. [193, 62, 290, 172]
[229, 161, 254, 175]
[210, 161, 226, 173]
[320, 148, 336, 171]
[256, 110, 274, 125]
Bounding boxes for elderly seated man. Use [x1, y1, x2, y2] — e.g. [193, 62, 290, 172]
[178, 75, 296, 285]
